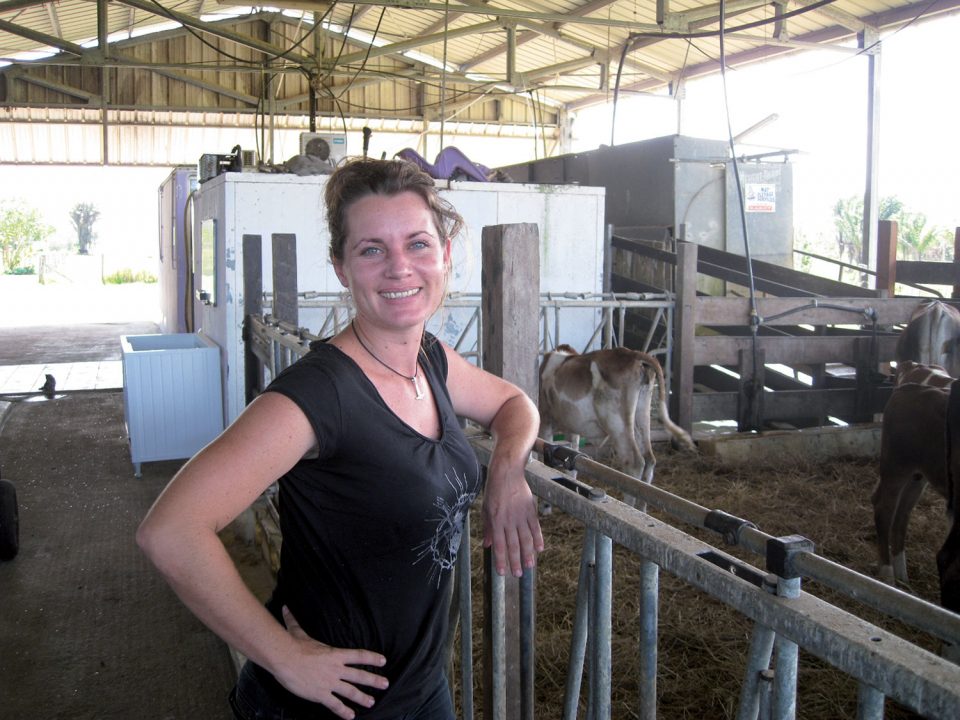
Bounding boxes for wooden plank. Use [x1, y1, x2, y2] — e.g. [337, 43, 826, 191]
[694, 386, 893, 423]
[694, 334, 900, 366]
[695, 296, 934, 327]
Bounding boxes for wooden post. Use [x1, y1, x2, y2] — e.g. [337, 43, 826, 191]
[480, 223, 540, 720]
[876, 220, 897, 296]
[672, 241, 696, 433]
[271, 233, 298, 327]
[737, 347, 766, 432]
[243, 234, 263, 405]
[854, 336, 879, 422]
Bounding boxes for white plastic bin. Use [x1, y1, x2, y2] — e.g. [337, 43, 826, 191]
[121, 333, 224, 476]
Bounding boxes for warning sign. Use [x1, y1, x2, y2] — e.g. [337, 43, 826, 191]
[745, 183, 776, 213]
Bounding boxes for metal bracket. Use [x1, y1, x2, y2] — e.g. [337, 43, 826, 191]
[704, 509, 758, 546]
[766, 534, 815, 579]
[541, 440, 586, 472]
[549, 474, 606, 501]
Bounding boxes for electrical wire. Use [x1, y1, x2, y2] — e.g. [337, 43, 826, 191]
[335, 7, 386, 99]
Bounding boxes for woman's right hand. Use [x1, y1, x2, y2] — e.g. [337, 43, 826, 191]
[274, 606, 389, 720]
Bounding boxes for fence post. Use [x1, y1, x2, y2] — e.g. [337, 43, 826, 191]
[876, 220, 897, 296]
[672, 241, 697, 433]
[481, 223, 541, 720]
[242, 234, 263, 404]
[271, 233, 298, 327]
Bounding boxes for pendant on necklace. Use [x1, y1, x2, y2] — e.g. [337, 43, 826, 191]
[412, 374, 425, 401]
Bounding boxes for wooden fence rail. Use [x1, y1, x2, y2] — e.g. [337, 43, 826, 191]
[610, 221, 960, 432]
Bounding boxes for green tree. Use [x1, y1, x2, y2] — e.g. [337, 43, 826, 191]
[0, 201, 54, 272]
[832, 195, 902, 266]
[897, 211, 951, 261]
[69, 202, 100, 255]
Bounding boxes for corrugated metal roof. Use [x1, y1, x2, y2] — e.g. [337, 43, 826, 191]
[1, 0, 959, 162]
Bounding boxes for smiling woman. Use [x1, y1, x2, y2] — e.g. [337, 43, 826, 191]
[136, 157, 545, 720]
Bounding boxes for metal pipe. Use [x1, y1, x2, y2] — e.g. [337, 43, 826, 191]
[459, 514, 475, 720]
[490, 565, 506, 719]
[638, 559, 659, 720]
[736, 576, 777, 720]
[520, 567, 536, 720]
[772, 577, 801, 720]
[562, 529, 595, 720]
[856, 683, 884, 720]
[593, 533, 613, 719]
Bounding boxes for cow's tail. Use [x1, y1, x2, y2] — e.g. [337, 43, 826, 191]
[648, 355, 696, 452]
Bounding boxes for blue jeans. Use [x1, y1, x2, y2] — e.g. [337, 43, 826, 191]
[229, 661, 454, 720]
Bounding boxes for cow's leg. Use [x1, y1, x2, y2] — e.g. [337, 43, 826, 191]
[887, 474, 928, 584]
[937, 516, 960, 615]
[871, 468, 907, 583]
[635, 383, 656, 486]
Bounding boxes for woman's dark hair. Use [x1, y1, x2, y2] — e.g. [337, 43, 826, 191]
[325, 157, 464, 263]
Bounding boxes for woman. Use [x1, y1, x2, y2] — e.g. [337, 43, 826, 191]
[137, 158, 544, 720]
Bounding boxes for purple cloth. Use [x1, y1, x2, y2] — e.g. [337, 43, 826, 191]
[395, 147, 492, 182]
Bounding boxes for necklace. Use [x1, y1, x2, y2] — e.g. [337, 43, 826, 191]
[351, 321, 425, 400]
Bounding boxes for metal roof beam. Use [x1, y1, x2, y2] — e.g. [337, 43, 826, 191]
[44, 2, 62, 39]
[150, 66, 260, 105]
[4, 66, 99, 101]
[112, 0, 314, 66]
[327, 19, 502, 67]
[793, 0, 872, 32]
[0, 18, 87, 56]
[342, 0, 664, 31]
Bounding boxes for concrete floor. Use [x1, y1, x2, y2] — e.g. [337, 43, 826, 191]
[0, 292, 248, 719]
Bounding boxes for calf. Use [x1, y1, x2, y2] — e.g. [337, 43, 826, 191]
[896, 300, 960, 379]
[940, 380, 960, 614]
[873, 381, 951, 583]
[895, 360, 953, 388]
[538, 345, 695, 486]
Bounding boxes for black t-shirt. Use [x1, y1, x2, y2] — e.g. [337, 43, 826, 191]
[253, 334, 482, 718]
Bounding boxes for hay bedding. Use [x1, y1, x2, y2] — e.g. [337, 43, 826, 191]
[454, 450, 949, 720]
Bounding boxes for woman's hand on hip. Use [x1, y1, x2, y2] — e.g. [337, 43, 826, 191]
[274, 605, 389, 720]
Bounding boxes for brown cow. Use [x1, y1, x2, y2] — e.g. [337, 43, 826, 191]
[895, 360, 953, 388]
[873, 381, 951, 584]
[538, 345, 695, 486]
[940, 380, 960, 615]
[896, 300, 960, 379]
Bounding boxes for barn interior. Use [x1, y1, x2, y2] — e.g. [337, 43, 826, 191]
[2, 1, 960, 718]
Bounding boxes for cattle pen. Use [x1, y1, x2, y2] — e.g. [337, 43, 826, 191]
[244, 305, 960, 718]
[238, 219, 960, 719]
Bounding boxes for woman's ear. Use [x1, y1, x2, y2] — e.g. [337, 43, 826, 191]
[443, 237, 452, 268]
[333, 259, 349, 288]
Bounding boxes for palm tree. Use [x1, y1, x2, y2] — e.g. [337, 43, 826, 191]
[69, 202, 99, 255]
[832, 195, 902, 266]
[897, 212, 950, 261]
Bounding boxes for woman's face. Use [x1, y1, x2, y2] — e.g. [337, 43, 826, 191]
[334, 191, 451, 332]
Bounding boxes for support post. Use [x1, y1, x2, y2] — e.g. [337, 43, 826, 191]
[243, 234, 263, 405]
[737, 347, 765, 432]
[859, 29, 882, 287]
[481, 223, 540, 720]
[271, 233, 298, 327]
[876, 220, 897, 297]
[672, 240, 696, 433]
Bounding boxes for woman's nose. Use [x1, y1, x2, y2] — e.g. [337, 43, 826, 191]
[385, 249, 411, 276]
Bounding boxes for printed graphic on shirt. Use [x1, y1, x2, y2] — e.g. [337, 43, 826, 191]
[414, 461, 480, 587]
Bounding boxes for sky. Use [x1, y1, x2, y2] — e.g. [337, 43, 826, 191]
[0, 11, 957, 269]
